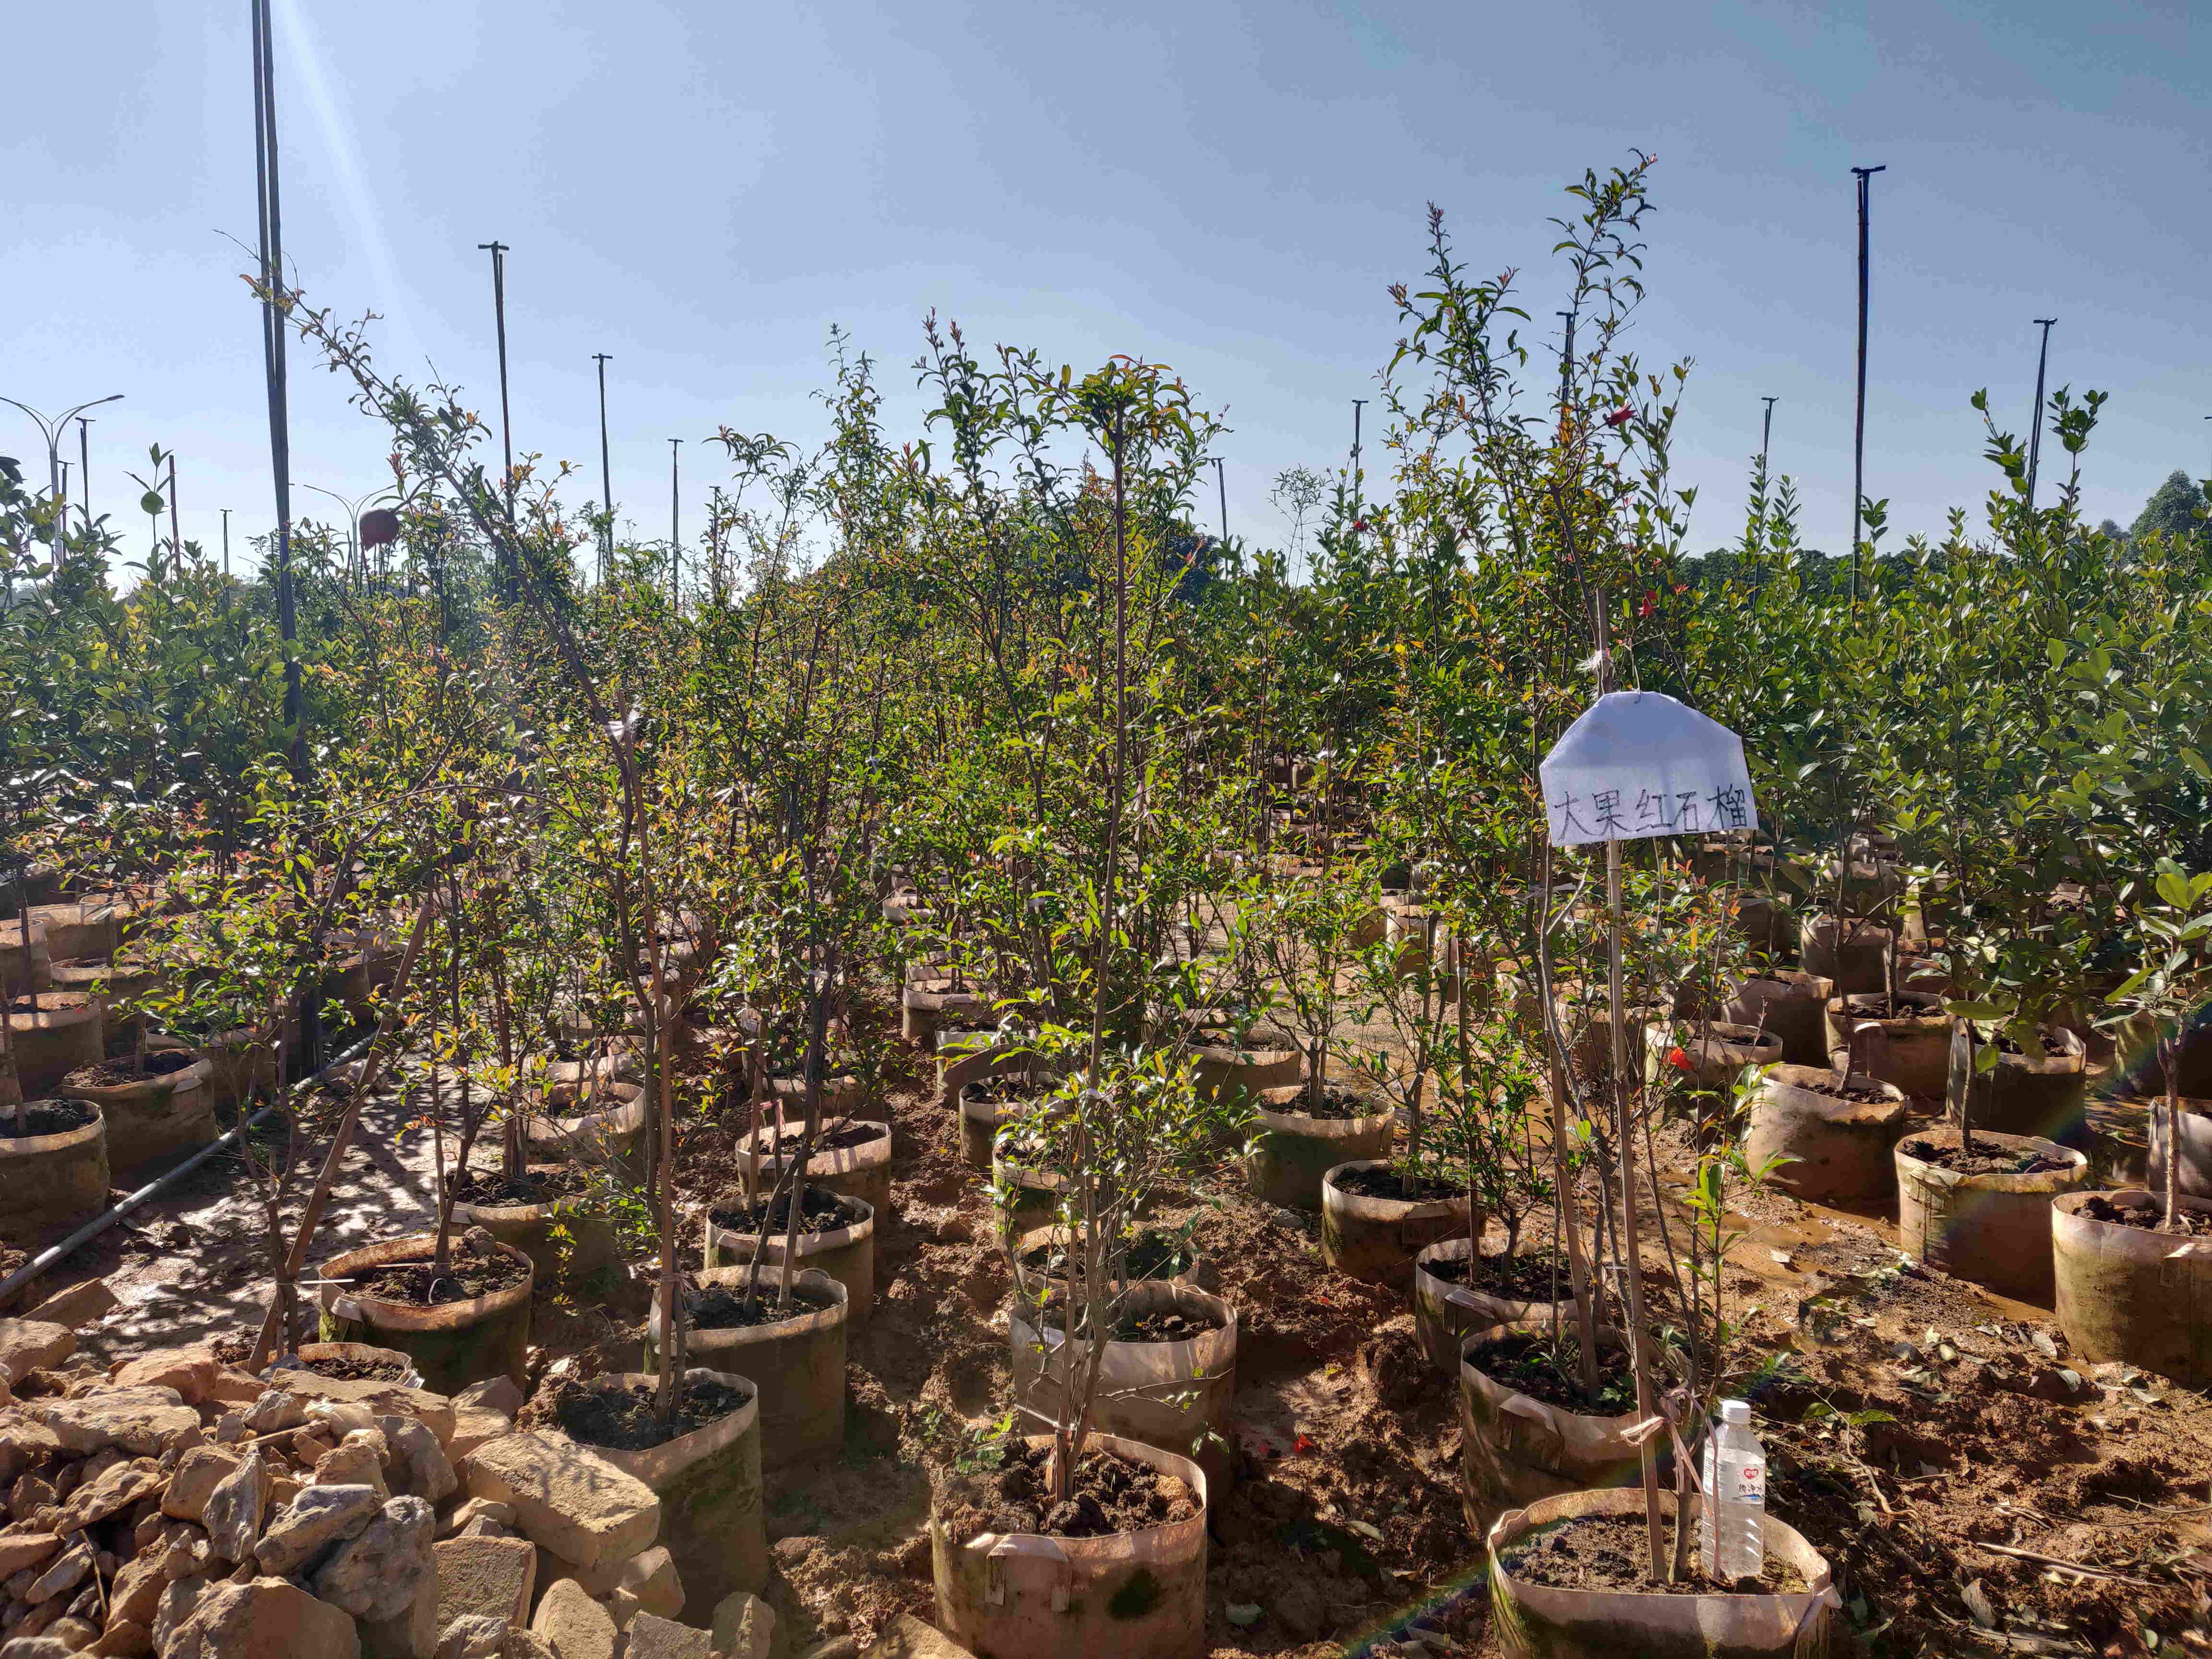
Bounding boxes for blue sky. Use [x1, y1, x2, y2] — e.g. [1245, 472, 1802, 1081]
[4, 0, 2204, 570]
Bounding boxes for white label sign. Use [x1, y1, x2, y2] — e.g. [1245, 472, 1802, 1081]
[1539, 690, 1757, 848]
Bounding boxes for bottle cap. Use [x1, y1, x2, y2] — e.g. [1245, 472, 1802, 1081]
[1719, 1398, 1752, 1424]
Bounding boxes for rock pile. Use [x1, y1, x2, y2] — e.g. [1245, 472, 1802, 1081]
[0, 1326, 777, 1659]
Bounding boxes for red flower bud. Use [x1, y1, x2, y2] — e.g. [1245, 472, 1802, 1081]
[1352, 518, 1370, 533]
[1606, 405, 1634, 429]
[1666, 1046, 1694, 1071]
[1638, 591, 1656, 619]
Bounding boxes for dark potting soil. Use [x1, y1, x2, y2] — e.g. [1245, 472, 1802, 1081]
[1269, 1085, 1378, 1123]
[752, 1120, 885, 1155]
[1, 1098, 97, 1139]
[350, 1233, 531, 1307]
[962, 1076, 1044, 1107]
[944, 1440, 1200, 1541]
[1840, 995, 1938, 1021]
[296, 1352, 412, 1382]
[1111, 1307, 1223, 1342]
[1502, 1513, 1808, 1595]
[549, 1374, 756, 1451]
[451, 1164, 587, 1207]
[1467, 1331, 1634, 1414]
[1993, 1031, 2073, 1059]
[1329, 1164, 1466, 1204]
[71, 1049, 198, 1088]
[2080, 1195, 2212, 1237]
[1422, 1246, 1570, 1302]
[1901, 1138, 2068, 1178]
[689, 1278, 841, 1331]
[1797, 1075, 1895, 1103]
[1020, 1229, 1197, 1285]
[5, 991, 93, 1018]
[709, 1184, 861, 1238]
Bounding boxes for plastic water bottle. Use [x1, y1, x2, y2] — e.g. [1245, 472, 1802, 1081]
[1700, 1398, 1766, 1582]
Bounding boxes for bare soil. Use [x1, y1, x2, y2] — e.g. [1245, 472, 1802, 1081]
[1500, 1512, 1809, 1595]
[1900, 1136, 2069, 1177]
[451, 1164, 586, 1207]
[690, 1279, 841, 1330]
[753, 1120, 886, 1155]
[1463, 1331, 1634, 1413]
[1265, 1085, 1379, 1122]
[2080, 1193, 2212, 1236]
[1, 1097, 98, 1137]
[1797, 1075, 1896, 1103]
[67, 1048, 198, 1087]
[1330, 1165, 1464, 1202]
[937, 1440, 1199, 1540]
[351, 1233, 531, 1306]
[1420, 1246, 1572, 1302]
[289, 1350, 411, 1382]
[543, 1374, 756, 1451]
[710, 1185, 864, 1238]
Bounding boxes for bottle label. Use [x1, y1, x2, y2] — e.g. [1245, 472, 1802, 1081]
[1738, 1459, 1765, 1501]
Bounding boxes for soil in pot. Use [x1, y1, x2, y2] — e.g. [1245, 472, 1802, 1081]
[449, 1163, 588, 1207]
[349, 1232, 533, 1307]
[1500, 1512, 1809, 1595]
[547, 1373, 757, 1450]
[1422, 1246, 1570, 1303]
[939, 1441, 1200, 1542]
[1467, 1331, 1635, 1415]
[1330, 1164, 1464, 1203]
[0, 1097, 98, 1138]
[296, 1350, 412, 1382]
[1018, 1228, 1199, 1287]
[1898, 1136, 2070, 1178]
[1040, 1298, 1227, 1344]
[66, 1047, 197, 1090]
[1272, 1084, 1377, 1120]
[2077, 1193, 2212, 1237]
[1793, 1073, 1896, 1105]
[691, 1277, 842, 1330]
[750, 1119, 885, 1155]
[709, 1184, 859, 1238]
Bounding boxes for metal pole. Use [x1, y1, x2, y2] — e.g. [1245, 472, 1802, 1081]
[252, 0, 300, 775]
[669, 437, 682, 608]
[168, 454, 180, 559]
[1850, 165, 1885, 608]
[77, 418, 92, 533]
[222, 508, 231, 577]
[1350, 399, 1367, 490]
[1760, 396, 1778, 473]
[1214, 456, 1227, 546]
[594, 352, 613, 584]
[478, 239, 513, 594]
[2026, 319, 2056, 515]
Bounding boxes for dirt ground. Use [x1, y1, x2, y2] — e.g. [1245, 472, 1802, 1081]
[11, 1019, 2212, 1659]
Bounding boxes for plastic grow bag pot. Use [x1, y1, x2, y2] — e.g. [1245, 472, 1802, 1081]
[0, 1100, 108, 1250]
[1243, 1086, 1394, 1212]
[0, 919, 50, 999]
[451, 1168, 620, 1287]
[1486, 1487, 1839, 1659]
[1799, 916, 1891, 996]
[932, 1434, 1208, 1659]
[902, 980, 991, 1046]
[5, 992, 104, 1097]
[522, 1081, 649, 1174]
[58, 1053, 215, 1172]
[963, 1081, 1047, 1174]
[266, 1342, 425, 1388]
[1743, 1066, 1908, 1209]
[2053, 1189, 2212, 1388]
[1894, 1128, 2089, 1302]
[1966, 1027, 2089, 1143]
[569, 1367, 767, 1610]
[2148, 1099, 2212, 1201]
[1457, 1325, 1640, 1538]
[1321, 1158, 1473, 1287]
[1009, 1282, 1237, 1461]
[28, 901, 123, 964]
[1010, 1224, 1212, 1305]
[705, 1194, 875, 1330]
[1414, 1238, 1576, 1371]
[738, 1117, 892, 1220]
[651, 1267, 847, 1469]
[1722, 973, 1834, 1069]
[1824, 992, 1948, 1099]
[314, 1232, 535, 1393]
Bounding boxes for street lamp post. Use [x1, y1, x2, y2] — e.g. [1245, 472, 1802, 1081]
[0, 393, 123, 566]
[297, 482, 396, 591]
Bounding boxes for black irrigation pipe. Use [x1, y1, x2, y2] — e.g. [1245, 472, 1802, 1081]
[0, 1026, 380, 1308]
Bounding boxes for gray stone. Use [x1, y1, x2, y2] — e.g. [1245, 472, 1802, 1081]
[623, 1614, 714, 1659]
[315, 1495, 436, 1625]
[378, 1417, 457, 1505]
[435, 1613, 509, 1659]
[201, 1449, 271, 1562]
[253, 1482, 382, 1575]
[709, 1591, 776, 1659]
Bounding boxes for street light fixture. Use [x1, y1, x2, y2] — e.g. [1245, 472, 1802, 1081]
[0, 393, 123, 567]
[296, 482, 397, 591]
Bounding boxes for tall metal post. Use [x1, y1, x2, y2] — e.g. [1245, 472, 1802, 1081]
[1850, 165, 1885, 607]
[168, 454, 180, 558]
[478, 240, 513, 593]
[2026, 319, 2056, 514]
[593, 352, 613, 583]
[1760, 396, 1778, 473]
[668, 437, 682, 609]
[1214, 456, 1227, 546]
[78, 418, 93, 532]
[1350, 400, 1368, 499]
[222, 509, 231, 577]
[252, 0, 300, 775]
